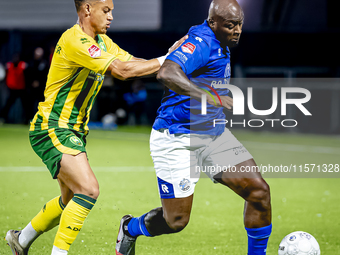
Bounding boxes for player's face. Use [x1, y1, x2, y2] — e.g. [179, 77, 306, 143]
[211, 11, 244, 48]
[90, 0, 114, 35]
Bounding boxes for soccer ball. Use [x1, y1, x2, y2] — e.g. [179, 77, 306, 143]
[278, 231, 320, 255]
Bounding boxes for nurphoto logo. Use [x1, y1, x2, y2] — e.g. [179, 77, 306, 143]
[200, 80, 312, 128]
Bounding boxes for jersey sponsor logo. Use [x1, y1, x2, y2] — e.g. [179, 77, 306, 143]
[70, 136, 83, 146]
[224, 63, 231, 78]
[181, 42, 196, 54]
[80, 38, 91, 44]
[174, 51, 188, 64]
[179, 178, 191, 192]
[88, 45, 101, 58]
[89, 70, 105, 82]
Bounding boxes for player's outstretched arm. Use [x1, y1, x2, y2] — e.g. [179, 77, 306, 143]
[157, 60, 232, 110]
[107, 35, 188, 80]
[129, 57, 147, 62]
[107, 58, 160, 80]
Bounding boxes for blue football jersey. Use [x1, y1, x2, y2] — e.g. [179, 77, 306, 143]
[153, 20, 231, 135]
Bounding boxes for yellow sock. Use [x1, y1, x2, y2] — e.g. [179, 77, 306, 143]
[31, 196, 65, 233]
[53, 194, 96, 251]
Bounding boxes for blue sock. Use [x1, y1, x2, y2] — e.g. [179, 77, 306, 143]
[126, 213, 152, 237]
[245, 224, 272, 255]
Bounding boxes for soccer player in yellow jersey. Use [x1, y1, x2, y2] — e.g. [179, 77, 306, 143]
[5, 0, 186, 254]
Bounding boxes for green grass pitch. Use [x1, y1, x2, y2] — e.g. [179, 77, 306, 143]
[0, 125, 339, 254]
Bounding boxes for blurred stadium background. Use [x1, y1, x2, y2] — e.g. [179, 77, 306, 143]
[1, 0, 340, 254]
[0, 0, 339, 131]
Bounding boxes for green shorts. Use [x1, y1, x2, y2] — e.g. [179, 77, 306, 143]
[29, 128, 87, 179]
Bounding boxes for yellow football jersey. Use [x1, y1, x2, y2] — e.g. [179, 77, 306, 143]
[30, 24, 133, 133]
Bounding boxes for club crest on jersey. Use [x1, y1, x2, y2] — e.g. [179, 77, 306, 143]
[88, 45, 101, 58]
[70, 136, 83, 146]
[179, 178, 191, 192]
[181, 42, 196, 54]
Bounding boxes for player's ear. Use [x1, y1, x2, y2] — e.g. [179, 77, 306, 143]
[84, 3, 91, 16]
[208, 18, 215, 30]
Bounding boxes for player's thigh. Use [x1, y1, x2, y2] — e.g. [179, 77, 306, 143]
[202, 128, 254, 181]
[58, 153, 99, 199]
[29, 128, 87, 179]
[215, 159, 270, 200]
[30, 128, 98, 198]
[150, 128, 199, 200]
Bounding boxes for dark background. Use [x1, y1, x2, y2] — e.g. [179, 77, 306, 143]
[0, 0, 339, 133]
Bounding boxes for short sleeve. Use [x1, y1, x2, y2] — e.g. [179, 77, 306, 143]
[103, 36, 133, 62]
[65, 37, 116, 75]
[166, 35, 210, 75]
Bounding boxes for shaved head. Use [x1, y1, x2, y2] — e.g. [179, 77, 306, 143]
[207, 0, 244, 47]
[208, 0, 244, 21]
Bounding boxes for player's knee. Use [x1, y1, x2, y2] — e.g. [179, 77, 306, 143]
[79, 182, 100, 200]
[87, 186, 100, 200]
[248, 181, 270, 208]
[165, 214, 190, 233]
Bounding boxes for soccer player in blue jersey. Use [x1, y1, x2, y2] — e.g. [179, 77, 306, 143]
[115, 0, 272, 254]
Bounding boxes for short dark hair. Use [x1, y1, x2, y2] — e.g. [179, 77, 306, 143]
[74, 0, 84, 12]
[74, 0, 98, 12]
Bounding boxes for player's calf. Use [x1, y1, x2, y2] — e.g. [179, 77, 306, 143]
[217, 173, 271, 226]
[214, 160, 272, 255]
[123, 206, 190, 239]
[53, 194, 97, 254]
[163, 209, 190, 233]
[145, 207, 190, 235]
[51, 154, 99, 254]
[238, 179, 272, 255]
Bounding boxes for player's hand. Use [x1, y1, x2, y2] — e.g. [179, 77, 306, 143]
[168, 35, 189, 54]
[220, 96, 233, 111]
[207, 95, 233, 111]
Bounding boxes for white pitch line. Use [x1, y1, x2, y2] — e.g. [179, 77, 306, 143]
[0, 166, 154, 172]
[93, 166, 154, 172]
[0, 167, 46, 172]
[0, 142, 338, 173]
